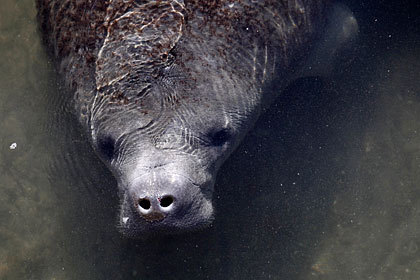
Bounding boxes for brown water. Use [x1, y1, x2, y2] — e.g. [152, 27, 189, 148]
[1, 1, 420, 279]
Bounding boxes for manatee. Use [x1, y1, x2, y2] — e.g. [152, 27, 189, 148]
[36, 0, 357, 237]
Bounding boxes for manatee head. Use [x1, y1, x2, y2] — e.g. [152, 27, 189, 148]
[89, 58, 258, 238]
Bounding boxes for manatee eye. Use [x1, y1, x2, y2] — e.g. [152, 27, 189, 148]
[97, 136, 115, 160]
[207, 128, 232, 146]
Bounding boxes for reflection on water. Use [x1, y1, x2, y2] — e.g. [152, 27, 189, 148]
[1, 0, 420, 279]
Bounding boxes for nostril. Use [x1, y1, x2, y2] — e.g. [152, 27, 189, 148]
[159, 195, 174, 208]
[139, 198, 151, 210]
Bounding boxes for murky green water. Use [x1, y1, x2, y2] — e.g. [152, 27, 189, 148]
[1, 0, 420, 279]
[0, 0, 61, 278]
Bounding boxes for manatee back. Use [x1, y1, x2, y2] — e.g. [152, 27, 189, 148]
[36, 0, 327, 129]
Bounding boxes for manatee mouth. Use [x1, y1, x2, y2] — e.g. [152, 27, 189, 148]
[117, 173, 214, 238]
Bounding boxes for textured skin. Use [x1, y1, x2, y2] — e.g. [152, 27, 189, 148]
[37, 0, 324, 126]
[36, 0, 327, 237]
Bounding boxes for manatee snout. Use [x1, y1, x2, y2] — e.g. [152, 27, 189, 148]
[136, 195, 174, 222]
[119, 170, 214, 237]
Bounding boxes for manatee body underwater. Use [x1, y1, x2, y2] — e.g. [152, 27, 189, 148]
[36, 0, 354, 238]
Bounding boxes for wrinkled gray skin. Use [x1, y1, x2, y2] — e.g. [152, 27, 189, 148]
[36, 0, 350, 238]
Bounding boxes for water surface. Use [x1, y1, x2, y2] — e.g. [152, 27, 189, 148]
[1, 0, 420, 279]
